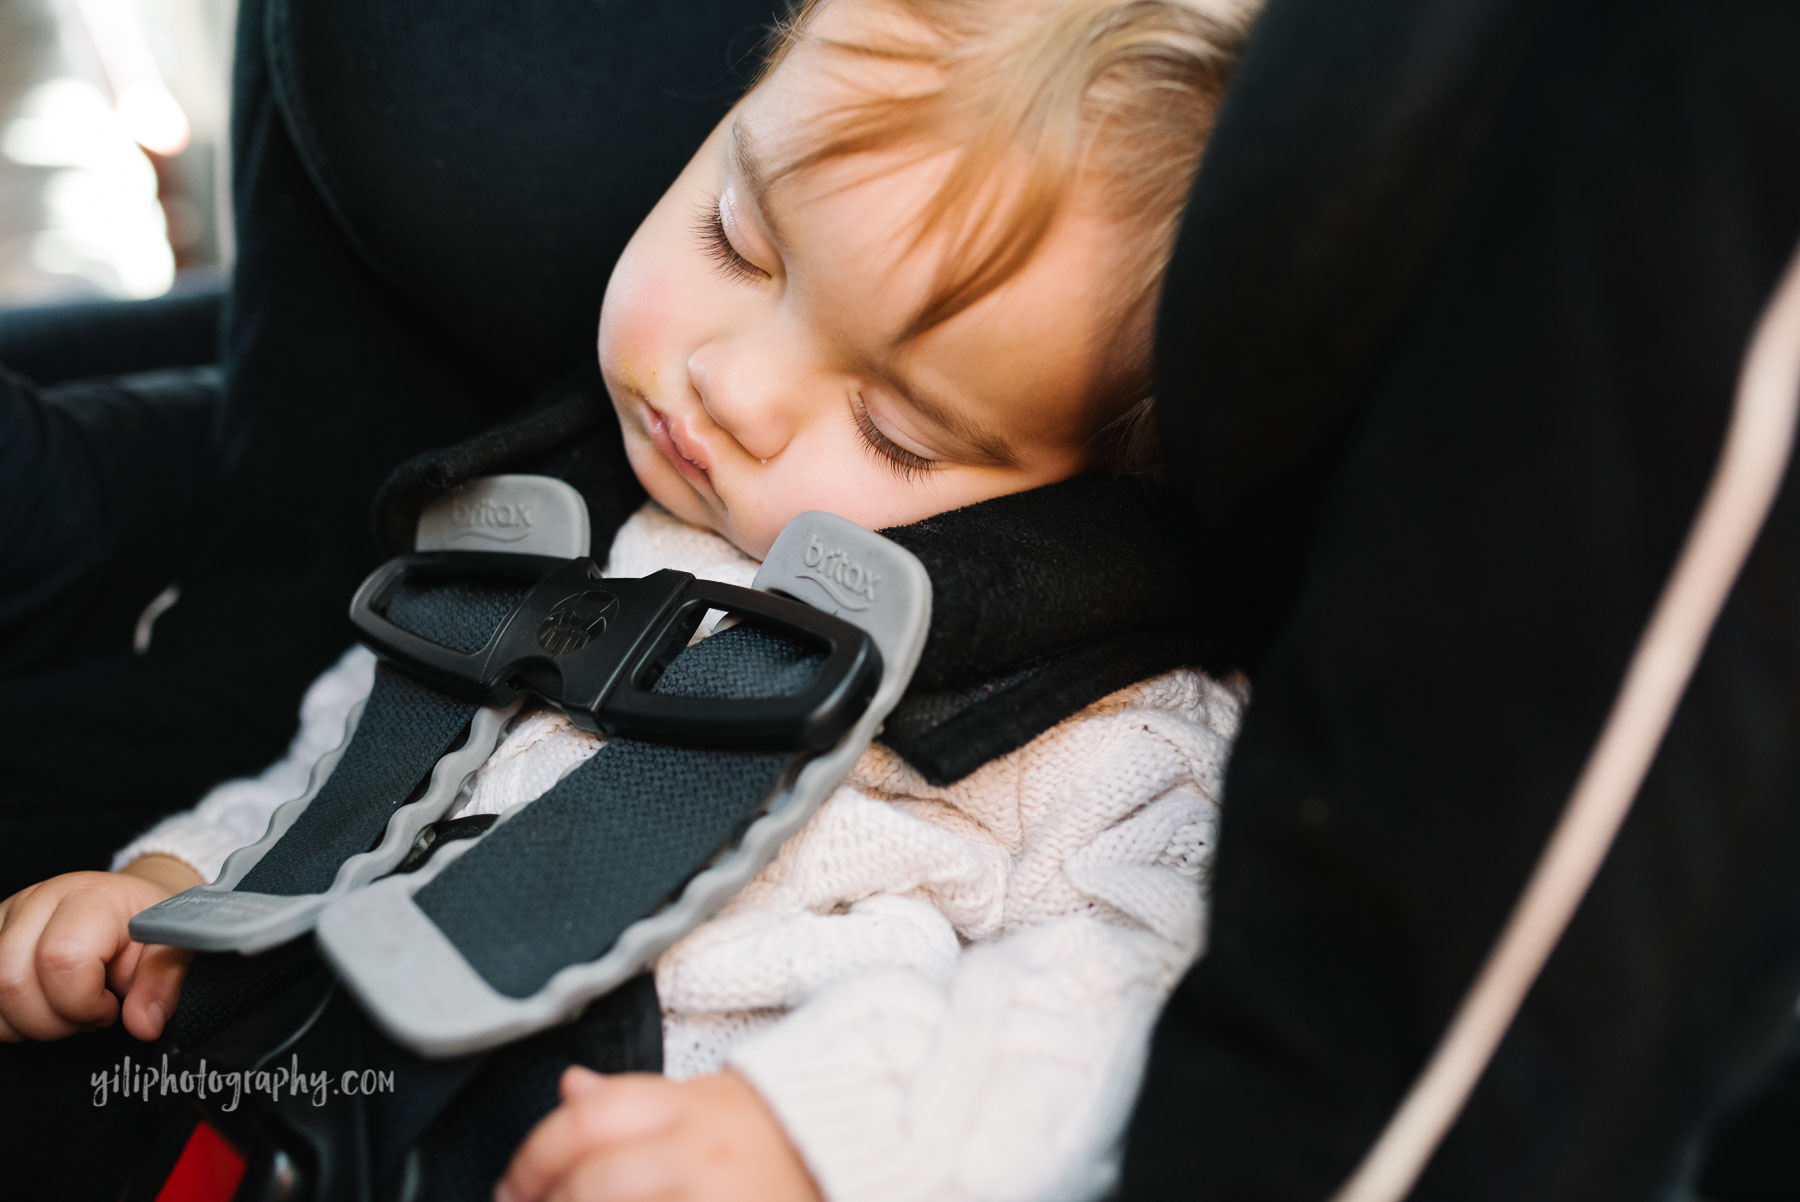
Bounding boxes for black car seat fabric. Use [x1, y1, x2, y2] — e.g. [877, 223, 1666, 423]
[1123, 0, 1800, 1199]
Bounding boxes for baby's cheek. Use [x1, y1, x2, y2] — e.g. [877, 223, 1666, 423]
[598, 249, 684, 382]
[599, 287, 658, 377]
[737, 459, 906, 551]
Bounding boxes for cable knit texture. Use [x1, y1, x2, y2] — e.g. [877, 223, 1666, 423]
[114, 501, 1243, 1202]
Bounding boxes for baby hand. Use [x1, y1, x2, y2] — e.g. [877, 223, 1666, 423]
[497, 1067, 823, 1202]
[0, 855, 200, 1042]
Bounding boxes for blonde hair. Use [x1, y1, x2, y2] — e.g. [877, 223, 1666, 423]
[755, 0, 1254, 473]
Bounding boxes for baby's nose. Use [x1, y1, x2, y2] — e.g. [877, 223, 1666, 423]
[687, 344, 795, 461]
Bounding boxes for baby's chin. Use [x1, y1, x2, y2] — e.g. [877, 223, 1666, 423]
[708, 510, 777, 562]
[682, 501, 785, 564]
[683, 503, 774, 562]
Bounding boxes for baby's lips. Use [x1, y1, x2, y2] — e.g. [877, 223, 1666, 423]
[663, 411, 714, 472]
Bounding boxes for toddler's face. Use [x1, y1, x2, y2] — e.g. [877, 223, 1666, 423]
[597, 2, 1142, 557]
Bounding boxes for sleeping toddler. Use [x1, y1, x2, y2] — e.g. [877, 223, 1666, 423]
[0, 1, 1257, 1199]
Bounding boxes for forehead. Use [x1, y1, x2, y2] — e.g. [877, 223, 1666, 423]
[736, 26, 1141, 449]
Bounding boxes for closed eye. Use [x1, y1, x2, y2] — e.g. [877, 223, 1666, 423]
[692, 194, 769, 285]
[850, 392, 936, 482]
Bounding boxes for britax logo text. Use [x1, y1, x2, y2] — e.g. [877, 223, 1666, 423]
[799, 535, 878, 610]
[451, 498, 534, 543]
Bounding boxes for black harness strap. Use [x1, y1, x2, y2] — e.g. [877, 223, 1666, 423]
[239, 577, 527, 896]
[161, 575, 531, 1053]
[333, 624, 824, 1193]
[411, 623, 821, 998]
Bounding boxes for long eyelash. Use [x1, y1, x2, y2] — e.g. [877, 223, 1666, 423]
[691, 194, 767, 284]
[850, 393, 936, 482]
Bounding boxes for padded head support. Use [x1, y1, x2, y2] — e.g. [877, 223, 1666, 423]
[1151, 0, 1555, 665]
[265, 0, 778, 378]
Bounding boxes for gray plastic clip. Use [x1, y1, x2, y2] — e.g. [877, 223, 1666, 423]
[414, 474, 592, 558]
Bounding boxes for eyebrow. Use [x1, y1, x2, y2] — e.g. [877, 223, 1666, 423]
[729, 118, 792, 258]
[732, 118, 1016, 467]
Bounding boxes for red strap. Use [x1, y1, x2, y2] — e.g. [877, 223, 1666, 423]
[153, 1120, 247, 1202]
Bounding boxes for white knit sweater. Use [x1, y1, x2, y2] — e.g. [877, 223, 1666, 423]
[115, 502, 1244, 1202]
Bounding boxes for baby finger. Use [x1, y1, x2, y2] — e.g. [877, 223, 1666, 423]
[35, 893, 126, 1030]
[0, 902, 83, 1040]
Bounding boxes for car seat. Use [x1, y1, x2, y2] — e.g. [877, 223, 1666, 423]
[2, 0, 1797, 1199]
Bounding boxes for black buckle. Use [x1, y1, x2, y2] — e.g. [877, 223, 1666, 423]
[348, 553, 880, 751]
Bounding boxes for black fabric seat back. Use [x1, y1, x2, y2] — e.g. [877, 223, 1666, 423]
[263, 0, 776, 380]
